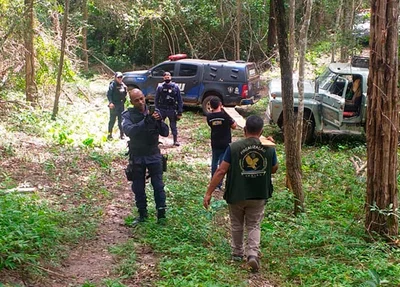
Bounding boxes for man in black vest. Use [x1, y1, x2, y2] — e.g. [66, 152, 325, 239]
[107, 72, 127, 140]
[122, 88, 169, 224]
[155, 72, 183, 146]
[203, 115, 278, 273]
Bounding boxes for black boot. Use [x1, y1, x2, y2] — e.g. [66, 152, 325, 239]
[173, 135, 180, 146]
[157, 207, 166, 224]
[132, 209, 148, 226]
[107, 133, 113, 140]
[120, 131, 125, 140]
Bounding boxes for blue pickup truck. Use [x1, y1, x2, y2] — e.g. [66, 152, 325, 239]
[122, 54, 261, 114]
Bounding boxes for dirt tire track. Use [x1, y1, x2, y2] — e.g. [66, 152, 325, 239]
[47, 166, 135, 287]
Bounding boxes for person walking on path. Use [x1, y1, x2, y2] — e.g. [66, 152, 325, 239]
[155, 72, 183, 146]
[107, 72, 128, 140]
[206, 97, 237, 191]
[122, 88, 169, 225]
[203, 115, 278, 272]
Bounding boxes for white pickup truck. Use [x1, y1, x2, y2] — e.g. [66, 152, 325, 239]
[266, 57, 369, 143]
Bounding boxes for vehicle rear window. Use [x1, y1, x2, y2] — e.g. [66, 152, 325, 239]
[178, 64, 198, 77]
[246, 64, 257, 79]
[152, 64, 175, 77]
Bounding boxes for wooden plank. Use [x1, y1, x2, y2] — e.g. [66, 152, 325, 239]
[223, 107, 276, 147]
[223, 107, 246, 128]
[259, 136, 276, 147]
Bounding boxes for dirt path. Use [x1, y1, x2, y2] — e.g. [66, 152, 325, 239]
[43, 135, 193, 287]
[48, 178, 134, 286]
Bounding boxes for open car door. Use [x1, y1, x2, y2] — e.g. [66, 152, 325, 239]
[319, 76, 348, 129]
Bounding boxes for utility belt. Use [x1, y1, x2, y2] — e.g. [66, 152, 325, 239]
[124, 141, 168, 181]
[124, 155, 168, 181]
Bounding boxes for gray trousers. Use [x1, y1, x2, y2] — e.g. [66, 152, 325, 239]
[228, 199, 265, 258]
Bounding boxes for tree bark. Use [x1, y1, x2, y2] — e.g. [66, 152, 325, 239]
[82, 0, 88, 72]
[289, 0, 295, 68]
[52, 0, 69, 119]
[331, 1, 343, 63]
[274, 0, 304, 215]
[235, 0, 241, 60]
[339, 0, 355, 62]
[151, 19, 155, 66]
[266, 0, 277, 58]
[296, 0, 313, 153]
[365, 0, 399, 238]
[24, 0, 37, 104]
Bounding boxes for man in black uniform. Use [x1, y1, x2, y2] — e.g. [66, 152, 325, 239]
[107, 72, 127, 140]
[207, 97, 237, 191]
[155, 72, 183, 146]
[122, 88, 169, 224]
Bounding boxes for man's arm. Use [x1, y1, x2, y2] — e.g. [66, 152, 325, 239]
[122, 83, 128, 103]
[224, 110, 236, 129]
[157, 116, 170, 137]
[175, 85, 183, 115]
[155, 85, 161, 109]
[271, 149, 278, 174]
[106, 82, 114, 104]
[203, 161, 230, 209]
[121, 111, 145, 138]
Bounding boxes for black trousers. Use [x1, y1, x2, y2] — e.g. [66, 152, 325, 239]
[131, 160, 166, 211]
[108, 104, 124, 134]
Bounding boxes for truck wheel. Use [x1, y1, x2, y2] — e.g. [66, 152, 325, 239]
[202, 95, 220, 115]
[278, 112, 315, 145]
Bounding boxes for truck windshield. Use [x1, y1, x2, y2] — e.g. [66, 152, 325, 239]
[318, 68, 337, 91]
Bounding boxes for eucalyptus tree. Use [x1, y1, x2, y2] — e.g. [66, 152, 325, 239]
[81, 0, 88, 71]
[52, 0, 69, 119]
[24, 0, 37, 104]
[296, 0, 313, 153]
[274, 0, 304, 214]
[365, 0, 399, 238]
[266, 0, 277, 58]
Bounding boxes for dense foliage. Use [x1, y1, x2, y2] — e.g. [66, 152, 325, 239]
[0, 0, 370, 96]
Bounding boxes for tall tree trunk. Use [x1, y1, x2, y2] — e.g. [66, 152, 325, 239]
[289, 0, 295, 68]
[365, 0, 399, 238]
[266, 0, 277, 58]
[296, 0, 313, 154]
[52, 0, 69, 120]
[24, 0, 37, 104]
[274, 0, 304, 215]
[340, 0, 354, 62]
[331, 1, 343, 63]
[235, 0, 241, 60]
[82, 0, 88, 72]
[151, 19, 155, 66]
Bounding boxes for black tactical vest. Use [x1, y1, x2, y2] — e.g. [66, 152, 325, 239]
[127, 108, 160, 157]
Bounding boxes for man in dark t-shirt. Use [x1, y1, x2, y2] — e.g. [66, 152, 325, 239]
[206, 97, 237, 191]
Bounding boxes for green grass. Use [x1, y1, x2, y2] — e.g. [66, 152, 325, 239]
[0, 194, 98, 274]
